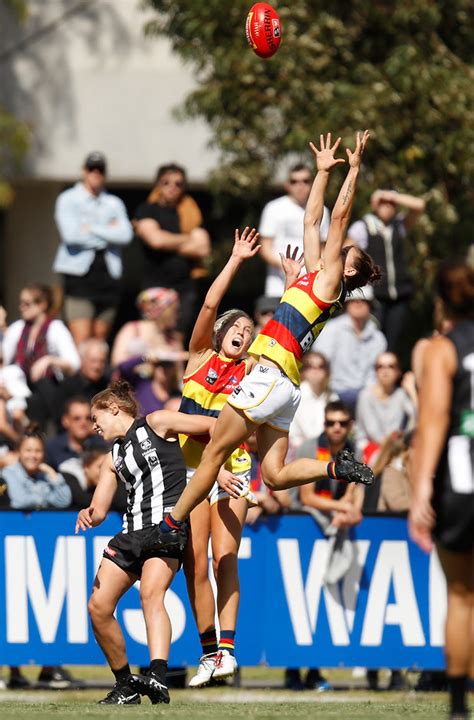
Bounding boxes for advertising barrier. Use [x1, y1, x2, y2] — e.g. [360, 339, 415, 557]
[0, 511, 446, 668]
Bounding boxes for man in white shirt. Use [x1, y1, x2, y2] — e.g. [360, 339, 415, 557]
[258, 164, 330, 298]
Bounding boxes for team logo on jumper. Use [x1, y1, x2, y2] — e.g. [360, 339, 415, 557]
[140, 438, 152, 451]
[268, 339, 276, 347]
[146, 451, 159, 468]
[259, 365, 269, 373]
[205, 368, 218, 385]
[300, 330, 314, 352]
[232, 386, 242, 396]
[113, 455, 124, 471]
[228, 375, 238, 384]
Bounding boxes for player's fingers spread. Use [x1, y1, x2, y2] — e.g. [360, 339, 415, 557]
[309, 141, 317, 154]
[286, 244, 291, 257]
[251, 244, 261, 256]
[333, 136, 342, 151]
[319, 134, 324, 150]
[326, 132, 331, 148]
[298, 253, 304, 264]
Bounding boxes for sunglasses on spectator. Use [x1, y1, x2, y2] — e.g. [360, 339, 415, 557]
[289, 178, 311, 185]
[19, 299, 40, 308]
[325, 419, 351, 428]
[160, 179, 185, 188]
[305, 363, 326, 370]
[376, 363, 398, 370]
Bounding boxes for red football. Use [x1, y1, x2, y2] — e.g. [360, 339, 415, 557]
[246, 3, 282, 59]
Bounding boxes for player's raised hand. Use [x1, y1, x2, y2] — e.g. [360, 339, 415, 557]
[280, 244, 305, 286]
[232, 226, 261, 262]
[309, 133, 345, 173]
[346, 130, 370, 169]
[75, 506, 94, 534]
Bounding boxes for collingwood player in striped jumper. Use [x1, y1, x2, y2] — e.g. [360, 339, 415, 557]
[75, 380, 216, 705]
[409, 261, 474, 720]
[153, 132, 378, 549]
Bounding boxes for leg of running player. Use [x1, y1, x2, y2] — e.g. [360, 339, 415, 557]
[436, 544, 474, 715]
[88, 560, 137, 669]
[140, 556, 179, 660]
[171, 403, 257, 522]
[257, 424, 338, 490]
[183, 501, 216, 640]
[211, 497, 248, 645]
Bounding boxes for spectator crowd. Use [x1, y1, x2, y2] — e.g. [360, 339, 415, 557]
[0, 149, 462, 695]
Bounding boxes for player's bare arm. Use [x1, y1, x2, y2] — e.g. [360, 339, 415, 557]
[303, 133, 345, 273]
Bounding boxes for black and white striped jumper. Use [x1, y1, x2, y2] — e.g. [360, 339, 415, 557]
[111, 416, 186, 533]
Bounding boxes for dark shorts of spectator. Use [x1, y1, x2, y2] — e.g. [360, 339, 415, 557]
[102, 527, 183, 578]
[63, 250, 120, 323]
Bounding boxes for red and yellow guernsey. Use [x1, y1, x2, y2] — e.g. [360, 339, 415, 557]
[248, 270, 345, 385]
[179, 351, 251, 474]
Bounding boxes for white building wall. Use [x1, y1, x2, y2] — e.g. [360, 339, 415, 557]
[0, 0, 218, 312]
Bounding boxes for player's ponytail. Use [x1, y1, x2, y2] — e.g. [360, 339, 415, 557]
[342, 246, 382, 293]
[91, 380, 139, 418]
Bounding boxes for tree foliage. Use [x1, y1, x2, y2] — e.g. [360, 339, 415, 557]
[144, 0, 474, 291]
[0, 0, 30, 207]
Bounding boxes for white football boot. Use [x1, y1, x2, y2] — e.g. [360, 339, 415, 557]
[188, 653, 218, 688]
[212, 649, 238, 680]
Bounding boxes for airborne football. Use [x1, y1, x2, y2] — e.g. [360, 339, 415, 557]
[246, 2, 282, 58]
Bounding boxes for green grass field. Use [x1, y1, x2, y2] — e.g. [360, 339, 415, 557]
[0, 666, 454, 720]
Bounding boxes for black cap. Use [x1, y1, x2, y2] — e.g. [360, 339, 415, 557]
[84, 151, 107, 173]
[255, 295, 280, 315]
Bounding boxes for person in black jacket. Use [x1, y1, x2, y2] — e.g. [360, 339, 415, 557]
[348, 188, 426, 351]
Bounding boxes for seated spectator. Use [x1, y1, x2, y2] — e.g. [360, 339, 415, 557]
[298, 401, 362, 531]
[45, 397, 104, 470]
[3, 425, 71, 510]
[0, 472, 10, 507]
[61, 446, 126, 512]
[116, 351, 183, 415]
[53, 338, 109, 424]
[312, 286, 386, 412]
[253, 295, 280, 335]
[111, 287, 183, 367]
[355, 351, 417, 465]
[2, 284, 80, 429]
[289, 352, 338, 455]
[371, 431, 412, 512]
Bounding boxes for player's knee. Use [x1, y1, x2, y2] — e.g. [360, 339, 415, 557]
[212, 550, 237, 579]
[140, 586, 164, 610]
[262, 471, 279, 491]
[88, 594, 111, 624]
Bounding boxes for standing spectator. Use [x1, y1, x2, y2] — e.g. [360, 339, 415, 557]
[134, 163, 211, 339]
[355, 351, 417, 464]
[3, 425, 71, 510]
[45, 396, 103, 470]
[53, 151, 133, 346]
[289, 352, 338, 454]
[111, 287, 182, 367]
[409, 260, 474, 720]
[2, 284, 80, 429]
[312, 286, 387, 412]
[258, 164, 330, 300]
[53, 338, 110, 424]
[348, 188, 426, 350]
[291, 401, 362, 692]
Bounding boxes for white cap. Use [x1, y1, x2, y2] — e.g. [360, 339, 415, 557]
[345, 285, 374, 302]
